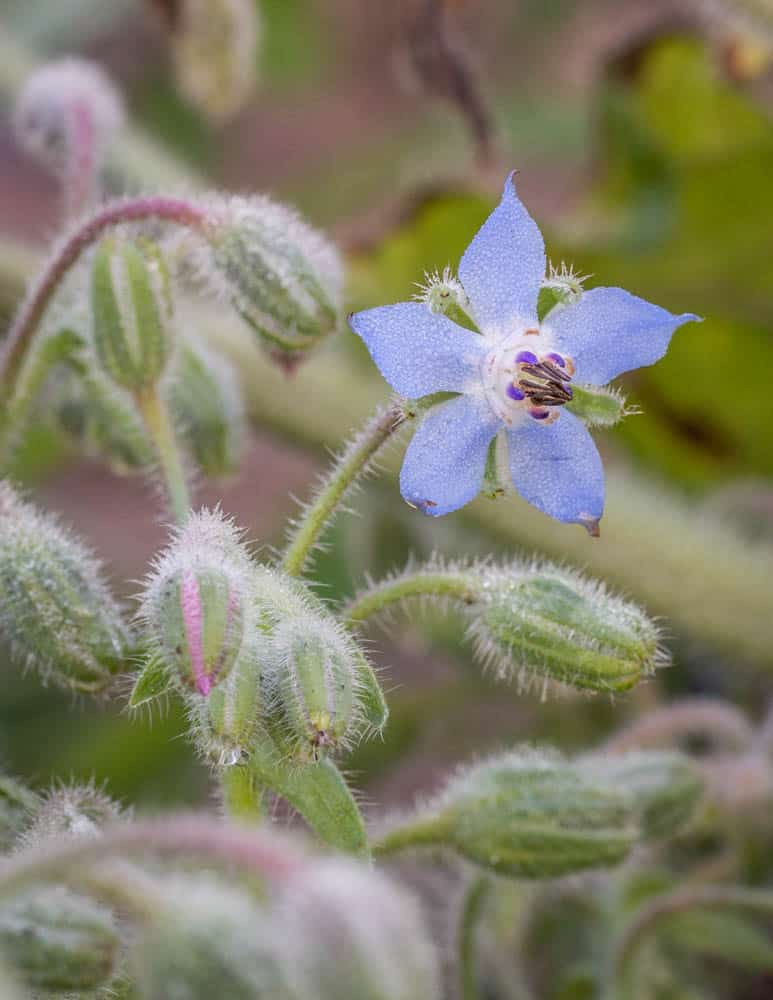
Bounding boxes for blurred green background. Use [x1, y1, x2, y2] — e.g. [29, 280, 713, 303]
[0, 0, 772, 826]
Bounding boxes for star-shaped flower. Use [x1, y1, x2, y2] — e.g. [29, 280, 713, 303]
[349, 173, 699, 534]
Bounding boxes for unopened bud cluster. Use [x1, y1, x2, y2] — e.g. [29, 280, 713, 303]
[137, 510, 386, 765]
[0, 483, 131, 692]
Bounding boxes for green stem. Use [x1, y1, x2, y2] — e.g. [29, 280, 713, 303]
[280, 401, 405, 578]
[344, 570, 480, 626]
[371, 815, 450, 858]
[135, 386, 191, 525]
[459, 875, 493, 1000]
[220, 765, 264, 824]
[606, 886, 773, 997]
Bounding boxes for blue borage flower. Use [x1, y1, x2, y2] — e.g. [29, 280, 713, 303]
[349, 173, 699, 534]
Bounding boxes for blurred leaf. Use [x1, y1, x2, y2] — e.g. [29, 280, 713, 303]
[660, 909, 773, 971]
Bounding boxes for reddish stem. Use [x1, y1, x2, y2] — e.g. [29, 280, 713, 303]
[0, 195, 210, 399]
[0, 814, 305, 901]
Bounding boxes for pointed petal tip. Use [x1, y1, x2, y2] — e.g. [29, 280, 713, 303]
[579, 514, 601, 538]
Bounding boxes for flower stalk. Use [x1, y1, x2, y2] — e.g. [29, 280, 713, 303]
[134, 385, 191, 525]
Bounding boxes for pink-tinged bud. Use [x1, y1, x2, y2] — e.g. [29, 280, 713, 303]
[13, 59, 124, 218]
[138, 509, 252, 695]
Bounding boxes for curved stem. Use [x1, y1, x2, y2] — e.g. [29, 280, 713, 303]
[344, 569, 480, 626]
[220, 765, 264, 825]
[280, 401, 405, 578]
[371, 815, 450, 858]
[134, 385, 191, 525]
[0, 195, 209, 402]
[606, 886, 773, 997]
[459, 875, 492, 1000]
[604, 698, 755, 755]
[0, 815, 304, 903]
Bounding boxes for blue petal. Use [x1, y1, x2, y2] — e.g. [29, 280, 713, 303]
[400, 393, 500, 516]
[547, 287, 700, 385]
[348, 302, 486, 397]
[507, 411, 604, 530]
[458, 172, 545, 334]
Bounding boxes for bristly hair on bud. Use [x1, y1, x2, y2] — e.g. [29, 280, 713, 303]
[181, 192, 344, 365]
[19, 780, 126, 849]
[414, 266, 473, 325]
[137, 508, 254, 697]
[0, 482, 132, 693]
[537, 261, 588, 322]
[375, 746, 639, 878]
[152, 0, 260, 122]
[469, 561, 665, 695]
[13, 58, 124, 219]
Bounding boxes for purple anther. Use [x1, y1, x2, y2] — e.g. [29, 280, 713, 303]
[529, 407, 551, 420]
[506, 383, 525, 401]
[515, 350, 538, 365]
[545, 351, 566, 368]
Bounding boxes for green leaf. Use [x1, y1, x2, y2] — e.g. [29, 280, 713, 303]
[129, 655, 170, 708]
[660, 910, 773, 971]
[249, 740, 368, 858]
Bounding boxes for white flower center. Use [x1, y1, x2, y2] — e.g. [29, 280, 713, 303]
[480, 327, 575, 427]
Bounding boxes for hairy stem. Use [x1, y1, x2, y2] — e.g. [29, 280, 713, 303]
[135, 386, 191, 525]
[459, 875, 492, 1000]
[0, 195, 209, 402]
[280, 401, 405, 577]
[344, 570, 480, 626]
[220, 765, 264, 825]
[0, 815, 304, 902]
[371, 815, 450, 858]
[606, 886, 773, 996]
[604, 698, 755, 755]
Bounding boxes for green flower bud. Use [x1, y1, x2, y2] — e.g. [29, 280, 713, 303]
[194, 193, 343, 363]
[566, 383, 629, 428]
[581, 751, 705, 840]
[277, 859, 440, 1000]
[470, 564, 662, 693]
[139, 509, 252, 696]
[91, 234, 174, 392]
[0, 888, 119, 993]
[133, 876, 294, 1000]
[381, 749, 638, 878]
[188, 635, 264, 765]
[169, 338, 245, 478]
[269, 616, 367, 761]
[414, 267, 474, 329]
[0, 775, 37, 852]
[0, 483, 131, 693]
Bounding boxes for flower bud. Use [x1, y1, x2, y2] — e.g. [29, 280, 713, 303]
[0, 888, 119, 993]
[276, 859, 440, 1000]
[390, 749, 638, 878]
[21, 783, 124, 846]
[566, 383, 628, 428]
[91, 235, 175, 393]
[0, 483, 131, 693]
[0, 775, 37, 852]
[13, 58, 123, 217]
[269, 617, 364, 760]
[470, 563, 662, 693]
[192, 193, 343, 362]
[169, 338, 246, 477]
[188, 635, 264, 765]
[157, 0, 260, 122]
[132, 875, 294, 1000]
[580, 751, 704, 840]
[139, 509, 252, 695]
